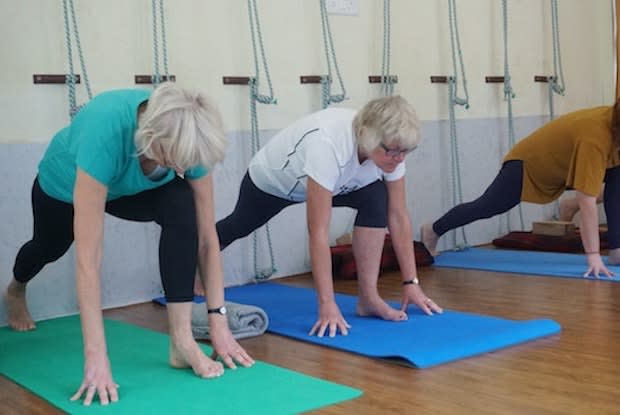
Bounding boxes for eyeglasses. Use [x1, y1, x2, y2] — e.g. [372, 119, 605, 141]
[379, 143, 416, 158]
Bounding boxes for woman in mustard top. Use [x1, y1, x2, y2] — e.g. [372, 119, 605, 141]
[421, 102, 620, 278]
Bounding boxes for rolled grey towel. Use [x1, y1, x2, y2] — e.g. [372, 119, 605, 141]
[191, 301, 269, 340]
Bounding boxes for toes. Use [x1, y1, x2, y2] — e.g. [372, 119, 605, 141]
[199, 361, 224, 378]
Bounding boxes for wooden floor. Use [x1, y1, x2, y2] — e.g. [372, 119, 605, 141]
[2, 262, 620, 414]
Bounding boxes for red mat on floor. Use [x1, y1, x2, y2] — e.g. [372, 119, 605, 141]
[492, 229, 608, 253]
[330, 235, 434, 280]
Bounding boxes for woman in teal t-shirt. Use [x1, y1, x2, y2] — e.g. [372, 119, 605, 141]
[6, 82, 254, 406]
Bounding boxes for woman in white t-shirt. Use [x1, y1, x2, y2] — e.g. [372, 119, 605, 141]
[217, 96, 443, 337]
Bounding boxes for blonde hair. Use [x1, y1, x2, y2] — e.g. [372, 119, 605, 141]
[135, 82, 227, 171]
[353, 95, 420, 154]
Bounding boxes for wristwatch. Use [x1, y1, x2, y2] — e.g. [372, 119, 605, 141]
[207, 305, 227, 315]
[402, 277, 419, 285]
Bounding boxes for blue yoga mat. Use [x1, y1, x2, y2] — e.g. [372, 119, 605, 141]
[153, 296, 205, 305]
[433, 247, 620, 281]
[219, 283, 560, 369]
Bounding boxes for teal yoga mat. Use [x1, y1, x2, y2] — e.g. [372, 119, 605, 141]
[221, 283, 561, 368]
[433, 247, 620, 281]
[0, 316, 361, 414]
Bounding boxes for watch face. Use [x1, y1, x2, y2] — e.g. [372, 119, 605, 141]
[208, 306, 227, 315]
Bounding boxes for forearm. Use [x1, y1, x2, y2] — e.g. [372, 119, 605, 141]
[578, 198, 600, 254]
[75, 255, 106, 355]
[305, 178, 337, 305]
[308, 230, 335, 304]
[388, 212, 417, 281]
[197, 236, 225, 308]
[73, 169, 108, 356]
[189, 176, 226, 309]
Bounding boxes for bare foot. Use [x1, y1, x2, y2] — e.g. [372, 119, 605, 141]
[421, 223, 439, 257]
[5, 280, 35, 331]
[559, 198, 579, 222]
[169, 339, 224, 378]
[356, 297, 407, 321]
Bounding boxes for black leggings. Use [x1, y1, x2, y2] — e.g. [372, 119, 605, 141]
[217, 172, 388, 250]
[603, 165, 620, 248]
[432, 160, 523, 237]
[433, 160, 620, 249]
[13, 177, 198, 302]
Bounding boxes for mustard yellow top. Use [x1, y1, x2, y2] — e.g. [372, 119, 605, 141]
[504, 106, 620, 203]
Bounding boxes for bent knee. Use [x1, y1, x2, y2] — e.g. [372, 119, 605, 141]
[156, 179, 197, 226]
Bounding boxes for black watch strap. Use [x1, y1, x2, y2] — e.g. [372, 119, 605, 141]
[207, 305, 227, 315]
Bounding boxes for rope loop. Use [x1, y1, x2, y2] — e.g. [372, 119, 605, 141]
[62, 0, 92, 119]
[445, 0, 472, 249]
[448, 0, 469, 109]
[247, 1, 277, 280]
[380, 0, 393, 96]
[151, 0, 169, 86]
[319, 0, 347, 108]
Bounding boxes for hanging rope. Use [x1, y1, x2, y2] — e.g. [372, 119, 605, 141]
[247, 0, 277, 281]
[380, 0, 394, 96]
[501, 0, 525, 231]
[545, 0, 567, 219]
[446, 0, 470, 249]
[62, 0, 92, 119]
[547, 0, 566, 120]
[151, 0, 169, 86]
[319, 0, 347, 109]
[448, 0, 469, 109]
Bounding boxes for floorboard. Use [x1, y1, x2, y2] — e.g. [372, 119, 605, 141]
[2, 264, 619, 414]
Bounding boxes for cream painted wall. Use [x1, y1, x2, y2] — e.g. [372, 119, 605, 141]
[0, 0, 614, 143]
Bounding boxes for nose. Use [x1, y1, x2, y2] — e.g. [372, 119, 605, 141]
[392, 152, 406, 161]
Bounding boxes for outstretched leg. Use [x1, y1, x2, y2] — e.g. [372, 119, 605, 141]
[420, 223, 440, 257]
[216, 172, 294, 250]
[421, 160, 523, 255]
[198, 172, 294, 293]
[8, 178, 74, 331]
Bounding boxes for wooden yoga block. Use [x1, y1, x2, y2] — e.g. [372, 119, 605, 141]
[336, 232, 353, 246]
[532, 220, 576, 237]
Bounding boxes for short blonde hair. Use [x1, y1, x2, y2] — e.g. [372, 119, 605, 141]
[135, 82, 227, 171]
[353, 95, 420, 154]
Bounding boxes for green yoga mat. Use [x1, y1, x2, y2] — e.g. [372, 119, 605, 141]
[0, 316, 361, 414]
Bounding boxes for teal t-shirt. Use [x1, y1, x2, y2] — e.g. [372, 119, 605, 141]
[38, 89, 207, 203]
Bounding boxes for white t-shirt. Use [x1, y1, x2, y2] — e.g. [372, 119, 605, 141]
[249, 108, 405, 202]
